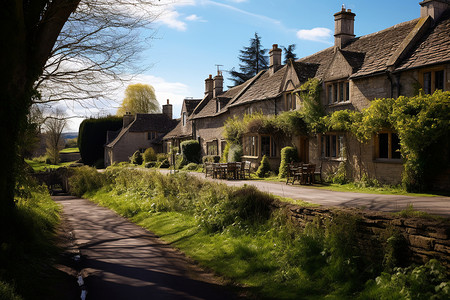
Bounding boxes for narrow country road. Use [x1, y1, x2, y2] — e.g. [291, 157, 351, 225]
[159, 170, 450, 217]
[53, 195, 238, 300]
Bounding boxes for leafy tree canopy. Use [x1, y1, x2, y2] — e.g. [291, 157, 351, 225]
[117, 83, 160, 116]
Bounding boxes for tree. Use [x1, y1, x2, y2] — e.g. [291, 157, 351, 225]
[35, 1, 159, 107]
[0, 0, 160, 221]
[229, 32, 268, 86]
[44, 110, 67, 165]
[282, 44, 298, 64]
[117, 84, 160, 116]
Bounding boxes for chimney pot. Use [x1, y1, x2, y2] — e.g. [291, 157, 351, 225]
[213, 72, 224, 98]
[162, 100, 173, 119]
[420, 0, 450, 20]
[334, 7, 356, 48]
[269, 43, 282, 75]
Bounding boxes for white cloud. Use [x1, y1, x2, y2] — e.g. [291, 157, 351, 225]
[296, 27, 333, 43]
[185, 14, 206, 22]
[228, 0, 248, 3]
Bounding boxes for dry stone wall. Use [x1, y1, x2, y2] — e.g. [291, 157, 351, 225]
[273, 201, 450, 270]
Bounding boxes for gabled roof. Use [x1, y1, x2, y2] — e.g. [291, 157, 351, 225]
[296, 18, 422, 80]
[396, 11, 450, 71]
[228, 66, 288, 107]
[128, 113, 178, 132]
[105, 113, 178, 148]
[184, 99, 202, 116]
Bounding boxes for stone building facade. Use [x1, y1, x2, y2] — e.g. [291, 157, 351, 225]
[104, 101, 178, 166]
[166, 0, 450, 186]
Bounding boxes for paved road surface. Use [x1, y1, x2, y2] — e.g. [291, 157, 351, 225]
[161, 170, 450, 217]
[54, 195, 237, 300]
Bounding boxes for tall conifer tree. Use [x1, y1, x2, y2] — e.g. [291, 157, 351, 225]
[229, 33, 268, 86]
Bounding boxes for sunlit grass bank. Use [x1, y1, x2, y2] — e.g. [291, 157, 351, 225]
[0, 181, 62, 300]
[74, 166, 449, 299]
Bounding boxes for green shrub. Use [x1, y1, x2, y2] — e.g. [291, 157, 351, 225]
[361, 259, 449, 300]
[256, 155, 271, 178]
[278, 146, 297, 178]
[227, 144, 242, 162]
[158, 159, 170, 168]
[145, 162, 156, 168]
[221, 142, 230, 162]
[182, 163, 199, 171]
[196, 185, 274, 233]
[156, 153, 168, 162]
[143, 147, 157, 163]
[0, 282, 23, 300]
[202, 155, 220, 164]
[329, 161, 347, 184]
[130, 150, 143, 165]
[180, 140, 201, 164]
[78, 116, 122, 166]
[68, 166, 106, 197]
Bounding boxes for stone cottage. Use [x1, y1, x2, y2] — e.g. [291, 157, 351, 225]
[163, 97, 202, 152]
[104, 100, 178, 166]
[167, 0, 450, 186]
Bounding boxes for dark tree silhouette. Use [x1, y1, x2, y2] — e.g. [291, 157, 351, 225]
[282, 44, 298, 64]
[228, 33, 268, 86]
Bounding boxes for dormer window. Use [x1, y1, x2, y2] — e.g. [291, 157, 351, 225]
[182, 112, 187, 126]
[285, 92, 296, 111]
[327, 81, 349, 104]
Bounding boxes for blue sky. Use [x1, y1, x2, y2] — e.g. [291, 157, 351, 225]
[66, 0, 421, 131]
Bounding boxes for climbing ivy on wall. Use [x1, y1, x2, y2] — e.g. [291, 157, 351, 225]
[322, 91, 450, 192]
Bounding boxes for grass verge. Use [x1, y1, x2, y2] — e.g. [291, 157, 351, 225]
[0, 184, 65, 300]
[75, 167, 449, 299]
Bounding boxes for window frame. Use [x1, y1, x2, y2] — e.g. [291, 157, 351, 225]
[182, 112, 187, 126]
[326, 80, 350, 105]
[374, 131, 402, 162]
[419, 67, 446, 94]
[285, 92, 296, 111]
[147, 131, 157, 140]
[320, 133, 345, 160]
[206, 140, 218, 156]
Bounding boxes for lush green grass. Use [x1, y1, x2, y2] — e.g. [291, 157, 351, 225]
[75, 167, 449, 299]
[60, 147, 79, 153]
[1, 183, 62, 300]
[25, 158, 75, 172]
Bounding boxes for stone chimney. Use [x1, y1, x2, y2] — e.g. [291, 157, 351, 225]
[269, 44, 282, 75]
[334, 5, 356, 48]
[420, 0, 450, 20]
[123, 112, 134, 128]
[213, 71, 223, 98]
[162, 99, 172, 119]
[205, 74, 213, 98]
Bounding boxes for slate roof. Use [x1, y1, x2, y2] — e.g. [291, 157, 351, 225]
[191, 83, 247, 119]
[228, 66, 287, 107]
[296, 19, 421, 79]
[106, 113, 178, 148]
[184, 99, 201, 115]
[128, 113, 178, 132]
[396, 11, 450, 70]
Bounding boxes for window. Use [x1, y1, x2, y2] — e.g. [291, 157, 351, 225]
[260, 135, 277, 157]
[421, 69, 445, 94]
[206, 140, 218, 156]
[375, 132, 401, 160]
[326, 81, 350, 104]
[243, 135, 258, 156]
[285, 92, 296, 111]
[220, 140, 227, 155]
[147, 131, 157, 140]
[321, 133, 345, 159]
[182, 112, 187, 126]
[245, 106, 253, 115]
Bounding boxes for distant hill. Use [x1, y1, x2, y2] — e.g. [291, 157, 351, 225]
[62, 132, 78, 140]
